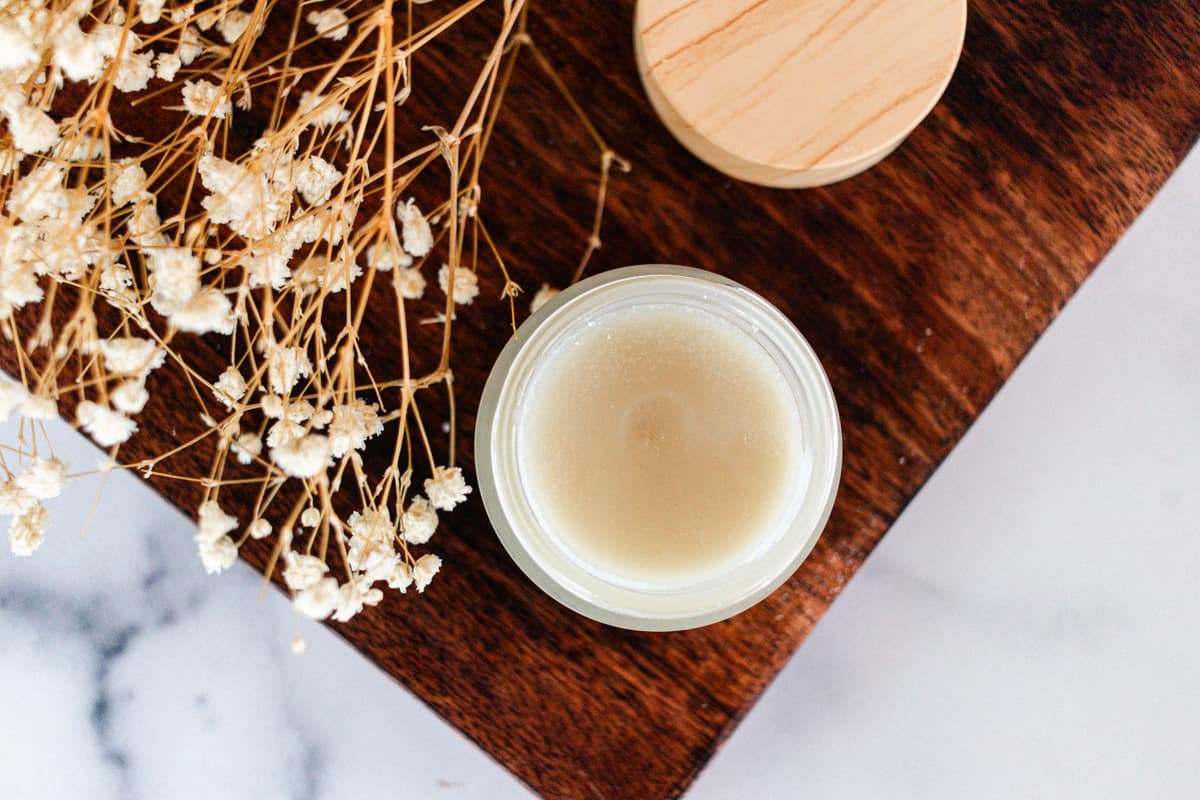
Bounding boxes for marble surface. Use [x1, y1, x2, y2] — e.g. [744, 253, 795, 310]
[2, 144, 1198, 800]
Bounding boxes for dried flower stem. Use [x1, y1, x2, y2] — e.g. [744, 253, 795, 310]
[0, 0, 625, 626]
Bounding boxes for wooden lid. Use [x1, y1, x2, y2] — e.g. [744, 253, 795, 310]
[635, 0, 967, 188]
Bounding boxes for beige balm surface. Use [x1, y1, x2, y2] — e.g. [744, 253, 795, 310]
[477, 266, 841, 631]
[520, 304, 801, 586]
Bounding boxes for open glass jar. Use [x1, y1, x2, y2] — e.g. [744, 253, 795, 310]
[475, 265, 841, 630]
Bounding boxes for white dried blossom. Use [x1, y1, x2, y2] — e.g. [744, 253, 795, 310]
[197, 500, 238, 543]
[333, 576, 383, 621]
[438, 264, 480, 305]
[243, 250, 291, 289]
[396, 267, 426, 300]
[0, 480, 36, 515]
[53, 25, 106, 82]
[261, 394, 285, 419]
[365, 240, 412, 272]
[265, 407, 309, 438]
[193, 8, 221, 30]
[278, 399, 315, 423]
[531, 284, 560, 313]
[0, 22, 37, 71]
[99, 337, 162, 374]
[271, 434, 331, 478]
[231, 432, 263, 465]
[0, 267, 42, 315]
[89, 23, 130, 61]
[218, 10, 253, 43]
[65, 138, 104, 163]
[294, 576, 339, 619]
[315, 200, 358, 245]
[4, 151, 34, 183]
[198, 154, 291, 239]
[110, 161, 148, 207]
[297, 91, 350, 129]
[386, 561, 414, 591]
[213, 366, 247, 408]
[0, 382, 27, 420]
[248, 518, 271, 539]
[182, 80, 232, 119]
[19, 394, 57, 420]
[195, 500, 239, 574]
[265, 344, 313, 394]
[169, 288, 236, 335]
[178, 26, 204, 65]
[349, 544, 397, 585]
[293, 253, 361, 294]
[198, 535, 238, 573]
[345, 508, 396, 582]
[424, 466, 472, 511]
[5, 104, 59, 154]
[15, 458, 66, 500]
[154, 52, 181, 81]
[77, 401, 137, 447]
[283, 551, 329, 592]
[278, 213, 324, 250]
[111, 380, 150, 414]
[128, 201, 166, 248]
[266, 419, 304, 449]
[0, 150, 24, 177]
[413, 553, 442, 593]
[306, 8, 350, 40]
[138, 0, 165, 24]
[348, 508, 393, 545]
[293, 156, 341, 206]
[147, 247, 201, 308]
[300, 507, 320, 528]
[9, 502, 47, 556]
[397, 198, 433, 256]
[402, 497, 438, 545]
[265, 417, 301, 448]
[3, 230, 42, 294]
[8, 164, 69, 222]
[328, 400, 383, 457]
[96, 260, 132, 293]
[114, 49, 154, 93]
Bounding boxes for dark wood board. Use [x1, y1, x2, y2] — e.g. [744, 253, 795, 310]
[6, 2, 1200, 798]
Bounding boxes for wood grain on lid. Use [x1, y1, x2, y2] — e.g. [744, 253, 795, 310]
[636, 0, 968, 186]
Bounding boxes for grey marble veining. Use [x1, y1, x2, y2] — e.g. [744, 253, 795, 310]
[0, 426, 527, 800]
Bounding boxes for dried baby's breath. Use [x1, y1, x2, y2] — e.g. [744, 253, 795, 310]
[0, 0, 627, 630]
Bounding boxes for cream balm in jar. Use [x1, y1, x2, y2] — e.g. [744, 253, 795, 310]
[476, 265, 841, 630]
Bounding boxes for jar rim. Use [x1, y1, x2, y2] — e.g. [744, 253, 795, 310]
[475, 265, 842, 631]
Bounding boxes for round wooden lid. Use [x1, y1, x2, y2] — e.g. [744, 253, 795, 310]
[635, 0, 967, 188]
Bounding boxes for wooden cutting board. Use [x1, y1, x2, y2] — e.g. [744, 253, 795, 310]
[6, 2, 1200, 798]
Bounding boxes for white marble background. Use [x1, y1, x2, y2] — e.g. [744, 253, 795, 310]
[2, 146, 1198, 800]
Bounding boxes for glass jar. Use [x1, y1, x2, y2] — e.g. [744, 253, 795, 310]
[475, 265, 841, 630]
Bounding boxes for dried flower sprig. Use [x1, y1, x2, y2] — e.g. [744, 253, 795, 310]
[0, 0, 626, 627]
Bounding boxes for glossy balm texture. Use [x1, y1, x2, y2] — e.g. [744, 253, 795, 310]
[520, 305, 801, 585]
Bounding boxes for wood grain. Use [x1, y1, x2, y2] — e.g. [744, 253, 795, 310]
[5, 2, 1200, 798]
[635, 0, 967, 186]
